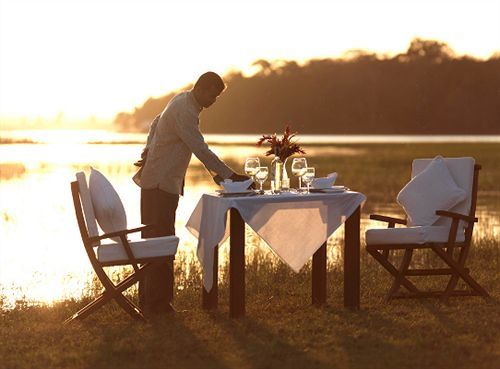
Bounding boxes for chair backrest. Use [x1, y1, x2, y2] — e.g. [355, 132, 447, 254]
[75, 172, 100, 246]
[411, 157, 477, 240]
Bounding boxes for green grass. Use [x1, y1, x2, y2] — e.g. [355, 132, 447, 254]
[1, 142, 499, 369]
[1, 237, 499, 369]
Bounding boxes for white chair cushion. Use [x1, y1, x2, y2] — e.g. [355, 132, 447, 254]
[412, 157, 475, 231]
[89, 167, 127, 241]
[76, 172, 100, 245]
[366, 226, 465, 245]
[397, 156, 466, 226]
[97, 236, 179, 263]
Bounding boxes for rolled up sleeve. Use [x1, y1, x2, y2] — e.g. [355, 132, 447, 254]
[174, 109, 233, 179]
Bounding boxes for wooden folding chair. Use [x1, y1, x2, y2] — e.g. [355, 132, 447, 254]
[365, 158, 490, 302]
[65, 172, 179, 323]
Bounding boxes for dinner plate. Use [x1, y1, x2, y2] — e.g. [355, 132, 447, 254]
[310, 186, 347, 193]
[216, 190, 256, 197]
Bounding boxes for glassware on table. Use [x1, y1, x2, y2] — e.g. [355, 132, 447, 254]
[244, 157, 260, 181]
[255, 166, 269, 193]
[301, 167, 315, 194]
[281, 177, 290, 192]
[291, 157, 308, 191]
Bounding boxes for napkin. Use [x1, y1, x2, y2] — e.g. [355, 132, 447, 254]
[221, 178, 254, 193]
[311, 172, 337, 189]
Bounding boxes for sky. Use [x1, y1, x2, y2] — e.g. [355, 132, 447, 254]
[0, 0, 499, 123]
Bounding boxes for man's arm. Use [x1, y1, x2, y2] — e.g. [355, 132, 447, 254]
[174, 109, 235, 179]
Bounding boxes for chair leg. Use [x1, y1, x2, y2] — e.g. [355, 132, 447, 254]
[113, 292, 146, 321]
[386, 249, 413, 302]
[442, 246, 468, 302]
[65, 266, 153, 324]
[64, 293, 112, 323]
[367, 247, 419, 293]
[431, 246, 490, 300]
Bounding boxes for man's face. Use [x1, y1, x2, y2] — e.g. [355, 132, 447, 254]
[198, 85, 223, 108]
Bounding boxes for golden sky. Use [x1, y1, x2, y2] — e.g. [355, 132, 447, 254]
[0, 0, 499, 121]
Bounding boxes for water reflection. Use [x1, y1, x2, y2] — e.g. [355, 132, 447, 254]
[0, 142, 498, 309]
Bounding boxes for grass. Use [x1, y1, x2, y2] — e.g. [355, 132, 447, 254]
[1, 237, 499, 369]
[1, 142, 499, 369]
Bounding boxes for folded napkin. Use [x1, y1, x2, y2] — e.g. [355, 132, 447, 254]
[311, 172, 337, 189]
[221, 178, 254, 193]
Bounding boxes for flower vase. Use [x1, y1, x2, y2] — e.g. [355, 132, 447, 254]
[271, 156, 283, 193]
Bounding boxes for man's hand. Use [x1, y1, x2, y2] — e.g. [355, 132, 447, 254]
[212, 175, 224, 185]
[134, 148, 149, 167]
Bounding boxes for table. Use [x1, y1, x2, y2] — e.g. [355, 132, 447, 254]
[186, 191, 366, 317]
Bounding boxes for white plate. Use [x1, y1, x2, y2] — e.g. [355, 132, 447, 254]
[216, 189, 256, 196]
[310, 186, 347, 193]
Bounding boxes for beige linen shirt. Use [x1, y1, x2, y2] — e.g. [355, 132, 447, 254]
[133, 91, 233, 194]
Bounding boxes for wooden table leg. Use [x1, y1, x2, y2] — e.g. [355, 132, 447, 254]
[202, 246, 218, 310]
[312, 241, 327, 306]
[230, 208, 245, 318]
[344, 206, 361, 309]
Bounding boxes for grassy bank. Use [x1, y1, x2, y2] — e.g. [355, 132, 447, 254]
[1, 236, 499, 369]
[1, 142, 499, 368]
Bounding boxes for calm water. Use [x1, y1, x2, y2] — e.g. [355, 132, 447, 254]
[1, 130, 499, 309]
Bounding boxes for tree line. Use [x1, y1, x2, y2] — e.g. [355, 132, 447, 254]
[114, 39, 500, 135]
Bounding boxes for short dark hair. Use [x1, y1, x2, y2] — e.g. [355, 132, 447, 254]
[194, 72, 225, 92]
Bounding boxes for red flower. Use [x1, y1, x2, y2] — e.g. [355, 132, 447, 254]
[256, 125, 306, 161]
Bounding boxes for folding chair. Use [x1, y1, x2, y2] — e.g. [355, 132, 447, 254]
[65, 171, 179, 323]
[365, 157, 490, 302]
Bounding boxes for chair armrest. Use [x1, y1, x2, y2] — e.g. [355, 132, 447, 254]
[89, 225, 154, 242]
[436, 210, 478, 223]
[370, 214, 407, 225]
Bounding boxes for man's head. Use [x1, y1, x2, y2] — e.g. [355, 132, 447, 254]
[192, 72, 225, 108]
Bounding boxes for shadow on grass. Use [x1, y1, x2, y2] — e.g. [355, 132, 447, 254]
[209, 312, 325, 369]
[79, 306, 232, 369]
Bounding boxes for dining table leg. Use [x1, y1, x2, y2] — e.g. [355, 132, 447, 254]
[230, 208, 245, 318]
[344, 206, 361, 309]
[202, 246, 218, 310]
[312, 241, 327, 306]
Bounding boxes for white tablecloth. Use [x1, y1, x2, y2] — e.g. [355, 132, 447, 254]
[186, 191, 366, 291]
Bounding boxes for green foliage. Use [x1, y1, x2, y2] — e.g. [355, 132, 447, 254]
[113, 39, 500, 135]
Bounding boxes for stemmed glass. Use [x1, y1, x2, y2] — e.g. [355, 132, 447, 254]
[244, 157, 260, 182]
[301, 167, 315, 194]
[291, 157, 307, 191]
[254, 167, 269, 193]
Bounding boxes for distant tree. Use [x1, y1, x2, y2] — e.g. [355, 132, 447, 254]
[113, 39, 500, 135]
[405, 38, 454, 63]
[252, 59, 274, 76]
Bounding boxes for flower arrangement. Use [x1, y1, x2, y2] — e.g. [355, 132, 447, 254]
[256, 125, 306, 162]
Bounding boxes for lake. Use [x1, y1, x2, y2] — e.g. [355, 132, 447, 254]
[1, 130, 499, 309]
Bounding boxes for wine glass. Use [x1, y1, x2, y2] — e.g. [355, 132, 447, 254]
[254, 166, 269, 193]
[291, 157, 307, 191]
[244, 157, 260, 181]
[301, 167, 315, 194]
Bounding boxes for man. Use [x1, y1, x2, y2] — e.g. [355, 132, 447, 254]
[133, 71, 250, 315]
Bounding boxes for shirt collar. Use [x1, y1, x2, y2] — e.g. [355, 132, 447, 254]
[188, 90, 203, 113]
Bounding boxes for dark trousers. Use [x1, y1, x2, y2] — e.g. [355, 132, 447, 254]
[139, 188, 179, 313]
